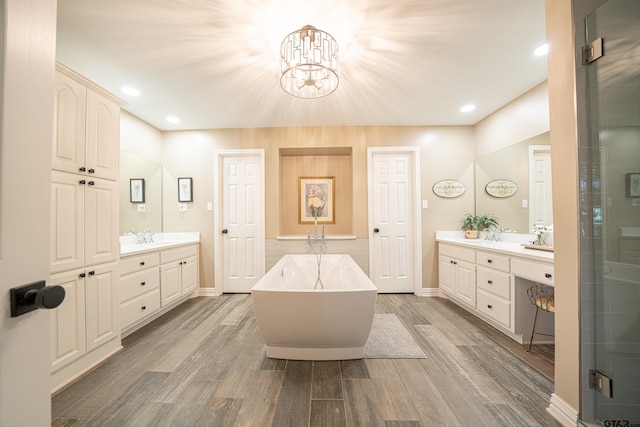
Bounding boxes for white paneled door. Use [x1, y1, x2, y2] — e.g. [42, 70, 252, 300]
[219, 152, 265, 293]
[529, 146, 553, 230]
[368, 149, 419, 293]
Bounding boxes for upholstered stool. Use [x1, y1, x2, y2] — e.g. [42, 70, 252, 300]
[526, 283, 555, 353]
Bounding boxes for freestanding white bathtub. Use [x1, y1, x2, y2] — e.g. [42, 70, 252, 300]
[251, 254, 377, 360]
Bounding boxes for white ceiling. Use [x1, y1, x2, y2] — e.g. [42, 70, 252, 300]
[56, 0, 548, 131]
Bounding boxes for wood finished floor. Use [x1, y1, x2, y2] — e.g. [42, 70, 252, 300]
[52, 294, 558, 427]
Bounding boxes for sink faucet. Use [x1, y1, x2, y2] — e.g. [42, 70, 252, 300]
[143, 231, 155, 243]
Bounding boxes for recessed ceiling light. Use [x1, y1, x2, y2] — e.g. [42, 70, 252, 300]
[121, 86, 140, 96]
[166, 116, 181, 124]
[460, 104, 476, 113]
[534, 43, 548, 56]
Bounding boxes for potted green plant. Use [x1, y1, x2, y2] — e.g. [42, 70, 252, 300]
[478, 214, 500, 231]
[461, 214, 481, 239]
[462, 213, 500, 239]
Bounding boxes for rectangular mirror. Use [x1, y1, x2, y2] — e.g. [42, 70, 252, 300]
[475, 132, 551, 233]
[119, 150, 163, 233]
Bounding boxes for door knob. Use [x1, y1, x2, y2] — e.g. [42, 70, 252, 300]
[10, 280, 66, 317]
[373, 228, 380, 233]
[222, 229, 228, 234]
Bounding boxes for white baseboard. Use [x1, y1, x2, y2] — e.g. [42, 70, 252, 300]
[547, 393, 579, 427]
[198, 287, 218, 297]
[419, 288, 442, 297]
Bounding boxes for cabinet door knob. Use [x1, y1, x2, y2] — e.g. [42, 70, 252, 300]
[79, 167, 86, 172]
[87, 168, 95, 174]
[79, 180, 86, 185]
[141, 306, 146, 310]
[487, 259, 493, 263]
[87, 181, 95, 186]
[545, 273, 552, 279]
[79, 273, 86, 278]
[88, 271, 95, 276]
[488, 280, 493, 284]
[487, 304, 493, 309]
[141, 281, 146, 286]
[140, 261, 145, 266]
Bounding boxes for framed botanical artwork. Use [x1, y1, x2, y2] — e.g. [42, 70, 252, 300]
[178, 177, 193, 202]
[298, 176, 335, 224]
[130, 178, 145, 203]
[626, 173, 640, 197]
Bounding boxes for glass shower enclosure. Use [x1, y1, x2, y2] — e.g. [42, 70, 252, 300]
[578, 0, 640, 424]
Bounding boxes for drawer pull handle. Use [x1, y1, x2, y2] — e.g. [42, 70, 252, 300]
[140, 261, 145, 266]
[141, 281, 146, 286]
[488, 280, 493, 284]
[487, 259, 493, 263]
[545, 273, 552, 279]
[141, 305, 146, 310]
[487, 304, 493, 309]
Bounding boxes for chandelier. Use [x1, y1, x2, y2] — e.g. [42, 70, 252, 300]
[280, 25, 339, 99]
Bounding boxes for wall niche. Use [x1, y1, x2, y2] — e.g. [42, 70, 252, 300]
[279, 147, 353, 236]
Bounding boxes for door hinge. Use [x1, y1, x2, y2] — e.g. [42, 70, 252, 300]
[582, 37, 604, 64]
[589, 369, 613, 398]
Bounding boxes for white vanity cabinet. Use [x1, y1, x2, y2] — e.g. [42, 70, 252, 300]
[438, 244, 477, 308]
[476, 252, 512, 329]
[119, 252, 161, 334]
[52, 64, 120, 181]
[50, 262, 119, 377]
[50, 63, 125, 393]
[437, 234, 554, 343]
[119, 240, 199, 337]
[50, 170, 119, 273]
[160, 245, 199, 307]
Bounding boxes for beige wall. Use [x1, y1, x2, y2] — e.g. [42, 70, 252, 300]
[475, 81, 550, 158]
[161, 126, 476, 289]
[545, 0, 581, 415]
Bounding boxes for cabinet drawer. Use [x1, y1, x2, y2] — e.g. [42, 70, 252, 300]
[477, 291, 511, 329]
[161, 244, 198, 264]
[511, 258, 554, 286]
[477, 267, 511, 299]
[476, 251, 510, 273]
[121, 289, 160, 329]
[120, 252, 160, 276]
[438, 244, 475, 264]
[120, 268, 159, 302]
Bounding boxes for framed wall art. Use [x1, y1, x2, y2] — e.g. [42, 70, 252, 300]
[485, 179, 518, 198]
[298, 176, 335, 224]
[626, 173, 640, 197]
[432, 180, 466, 198]
[130, 178, 145, 203]
[178, 177, 193, 202]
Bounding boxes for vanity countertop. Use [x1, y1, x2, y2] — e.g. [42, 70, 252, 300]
[436, 231, 554, 263]
[120, 232, 200, 256]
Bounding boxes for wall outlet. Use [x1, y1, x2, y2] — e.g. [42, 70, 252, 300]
[178, 203, 188, 212]
[137, 204, 146, 212]
[521, 199, 528, 208]
[632, 198, 640, 207]
[207, 202, 213, 211]
[422, 200, 429, 209]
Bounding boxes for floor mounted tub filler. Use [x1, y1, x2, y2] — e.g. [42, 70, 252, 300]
[251, 254, 377, 360]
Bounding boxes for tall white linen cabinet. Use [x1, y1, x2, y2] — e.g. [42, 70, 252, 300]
[49, 62, 126, 392]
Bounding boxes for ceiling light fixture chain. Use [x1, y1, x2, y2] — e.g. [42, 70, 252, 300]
[280, 25, 339, 99]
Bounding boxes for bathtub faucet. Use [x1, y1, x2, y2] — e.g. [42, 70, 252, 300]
[306, 217, 326, 289]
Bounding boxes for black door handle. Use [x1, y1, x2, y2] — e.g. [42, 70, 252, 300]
[222, 229, 228, 234]
[373, 228, 379, 233]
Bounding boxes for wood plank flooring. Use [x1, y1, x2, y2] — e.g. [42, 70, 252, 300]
[52, 294, 559, 426]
